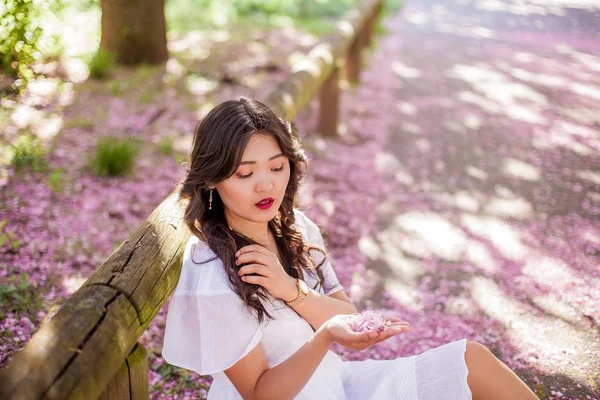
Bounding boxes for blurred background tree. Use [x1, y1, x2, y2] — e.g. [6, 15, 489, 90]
[0, 0, 365, 91]
[99, 0, 168, 65]
[0, 0, 62, 92]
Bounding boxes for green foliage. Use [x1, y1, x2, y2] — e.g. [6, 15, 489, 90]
[149, 359, 211, 395]
[233, 0, 358, 18]
[166, 0, 235, 31]
[131, 64, 155, 86]
[89, 48, 116, 79]
[157, 135, 175, 156]
[138, 90, 155, 104]
[10, 134, 48, 171]
[108, 80, 123, 95]
[91, 136, 142, 177]
[65, 116, 93, 129]
[0, 219, 20, 252]
[47, 168, 65, 193]
[234, 0, 294, 15]
[0, 273, 41, 320]
[166, 0, 360, 32]
[174, 153, 186, 165]
[375, 0, 403, 36]
[382, 0, 403, 16]
[0, 0, 62, 91]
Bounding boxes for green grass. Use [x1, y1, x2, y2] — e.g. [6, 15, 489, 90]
[47, 168, 66, 194]
[166, 0, 361, 34]
[10, 134, 48, 172]
[0, 272, 42, 321]
[90, 136, 142, 177]
[65, 116, 93, 129]
[157, 135, 175, 156]
[131, 64, 157, 86]
[138, 91, 155, 104]
[0, 220, 20, 253]
[89, 48, 116, 79]
[107, 80, 123, 95]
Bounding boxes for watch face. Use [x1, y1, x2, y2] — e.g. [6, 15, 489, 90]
[299, 279, 309, 294]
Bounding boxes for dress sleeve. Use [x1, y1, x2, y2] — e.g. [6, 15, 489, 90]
[161, 242, 263, 375]
[295, 209, 344, 296]
[162, 291, 262, 375]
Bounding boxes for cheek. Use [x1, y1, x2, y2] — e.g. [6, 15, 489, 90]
[282, 166, 291, 182]
[219, 181, 249, 203]
[278, 170, 291, 189]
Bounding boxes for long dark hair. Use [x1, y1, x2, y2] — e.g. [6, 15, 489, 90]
[178, 97, 329, 323]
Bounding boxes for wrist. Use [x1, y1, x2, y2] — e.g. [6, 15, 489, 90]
[316, 323, 334, 346]
[281, 277, 299, 302]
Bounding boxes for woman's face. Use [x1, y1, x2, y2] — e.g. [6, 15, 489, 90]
[216, 133, 290, 223]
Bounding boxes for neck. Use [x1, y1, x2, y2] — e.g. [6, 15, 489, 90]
[225, 210, 273, 247]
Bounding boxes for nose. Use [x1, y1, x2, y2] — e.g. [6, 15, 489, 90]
[256, 173, 274, 193]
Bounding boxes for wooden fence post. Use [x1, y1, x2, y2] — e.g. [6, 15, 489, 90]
[345, 34, 361, 84]
[318, 65, 340, 136]
[346, 2, 382, 83]
[364, 9, 377, 47]
[99, 343, 149, 400]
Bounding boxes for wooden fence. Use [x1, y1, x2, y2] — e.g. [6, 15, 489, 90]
[0, 0, 384, 398]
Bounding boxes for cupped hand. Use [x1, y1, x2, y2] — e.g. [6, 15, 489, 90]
[323, 314, 411, 350]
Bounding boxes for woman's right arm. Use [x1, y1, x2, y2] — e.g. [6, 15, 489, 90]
[224, 315, 410, 400]
[225, 325, 331, 400]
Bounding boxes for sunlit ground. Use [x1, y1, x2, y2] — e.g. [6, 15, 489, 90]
[1, 0, 598, 398]
[291, 0, 599, 398]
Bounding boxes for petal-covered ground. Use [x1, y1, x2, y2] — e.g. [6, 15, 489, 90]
[293, 0, 599, 398]
[1, 0, 599, 399]
[0, 18, 325, 398]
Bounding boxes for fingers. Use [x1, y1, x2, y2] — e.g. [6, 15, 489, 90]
[387, 321, 411, 330]
[236, 245, 272, 258]
[385, 316, 406, 323]
[386, 321, 411, 331]
[236, 251, 272, 267]
[364, 323, 411, 345]
[238, 263, 269, 278]
[386, 317, 409, 324]
[239, 274, 266, 286]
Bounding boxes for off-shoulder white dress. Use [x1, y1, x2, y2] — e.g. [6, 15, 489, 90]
[162, 209, 472, 400]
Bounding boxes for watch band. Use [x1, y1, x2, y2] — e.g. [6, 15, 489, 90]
[285, 279, 307, 307]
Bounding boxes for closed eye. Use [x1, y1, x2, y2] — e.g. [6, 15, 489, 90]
[238, 165, 285, 179]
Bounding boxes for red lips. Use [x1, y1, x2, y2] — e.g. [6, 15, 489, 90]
[256, 197, 274, 205]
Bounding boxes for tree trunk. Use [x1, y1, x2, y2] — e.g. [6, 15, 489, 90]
[100, 0, 168, 65]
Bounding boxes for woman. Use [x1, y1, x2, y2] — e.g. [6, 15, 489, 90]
[162, 97, 538, 400]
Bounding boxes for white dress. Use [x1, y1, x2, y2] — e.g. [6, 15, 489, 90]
[162, 209, 473, 400]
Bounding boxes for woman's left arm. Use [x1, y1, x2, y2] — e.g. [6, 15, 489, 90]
[286, 286, 358, 331]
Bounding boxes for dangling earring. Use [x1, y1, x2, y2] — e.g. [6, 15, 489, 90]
[208, 188, 213, 210]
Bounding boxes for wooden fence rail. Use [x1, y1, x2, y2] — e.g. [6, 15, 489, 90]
[0, 0, 384, 398]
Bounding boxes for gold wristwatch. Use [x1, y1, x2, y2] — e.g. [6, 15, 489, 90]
[285, 279, 309, 307]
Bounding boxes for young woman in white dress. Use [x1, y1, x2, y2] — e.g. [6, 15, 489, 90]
[162, 97, 539, 400]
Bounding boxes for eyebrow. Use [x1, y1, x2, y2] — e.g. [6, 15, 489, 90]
[239, 153, 285, 165]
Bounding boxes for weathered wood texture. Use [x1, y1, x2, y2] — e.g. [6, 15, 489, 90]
[98, 343, 149, 400]
[0, 0, 384, 399]
[0, 192, 188, 400]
